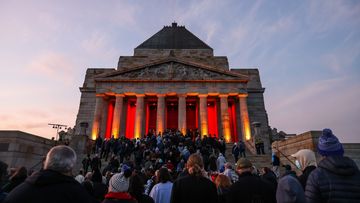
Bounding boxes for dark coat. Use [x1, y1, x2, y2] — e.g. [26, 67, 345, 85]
[1, 176, 26, 193]
[305, 156, 360, 203]
[3, 169, 95, 203]
[227, 172, 276, 203]
[170, 175, 218, 203]
[133, 194, 154, 203]
[298, 165, 316, 190]
[276, 174, 305, 203]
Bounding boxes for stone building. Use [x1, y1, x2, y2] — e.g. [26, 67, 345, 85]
[75, 23, 270, 153]
[0, 131, 54, 170]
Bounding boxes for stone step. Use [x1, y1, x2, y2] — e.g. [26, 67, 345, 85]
[225, 143, 272, 169]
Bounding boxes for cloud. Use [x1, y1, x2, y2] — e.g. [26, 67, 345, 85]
[271, 77, 346, 111]
[26, 52, 76, 84]
[306, 0, 360, 35]
[81, 31, 118, 61]
[267, 77, 360, 142]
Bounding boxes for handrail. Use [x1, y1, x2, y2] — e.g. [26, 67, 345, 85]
[272, 146, 297, 168]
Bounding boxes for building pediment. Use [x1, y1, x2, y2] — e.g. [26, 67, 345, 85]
[96, 58, 248, 82]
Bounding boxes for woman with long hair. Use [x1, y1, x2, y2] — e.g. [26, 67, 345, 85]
[214, 174, 231, 203]
[170, 153, 218, 203]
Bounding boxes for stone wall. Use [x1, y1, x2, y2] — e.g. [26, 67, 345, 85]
[0, 131, 55, 170]
[133, 49, 214, 58]
[272, 131, 360, 173]
[231, 69, 270, 152]
[118, 49, 229, 71]
[247, 92, 270, 153]
[75, 68, 114, 136]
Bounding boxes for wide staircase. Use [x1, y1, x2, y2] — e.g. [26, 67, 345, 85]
[225, 143, 272, 170]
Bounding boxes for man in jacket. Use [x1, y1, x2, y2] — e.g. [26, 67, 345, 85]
[305, 128, 360, 202]
[227, 158, 276, 203]
[4, 145, 96, 203]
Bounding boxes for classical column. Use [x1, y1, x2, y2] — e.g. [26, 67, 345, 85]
[178, 94, 187, 135]
[156, 94, 166, 135]
[220, 94, 231, 142]
[111, 94, 124, 139]
[239, 94, 251, 141]
[134, 94, 145, 139]
[199, 94, 208, 137]
[91, 95, 104, 140]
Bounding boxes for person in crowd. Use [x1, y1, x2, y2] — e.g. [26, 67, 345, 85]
[129, 174, 154, 203]
[227, 158, 276, 203]
[102, 172, 137, 203]
[91, 154, 102, 171]
[208, 153, 218, 172]
[216, 153, 226, 172]
[92, 168, 109, 201]
[215, 174, 231, 203]
[82, 154, 92, 173]
[144, 169, 156, 195]
[222, 163, 238, 183]
[271, 150, 280, 178]
[3, 145, 95, 203]
[260, 167, 277, 190]
[75, 169, 85, 184]
[238, 140, 246, 158]
[232, 143, 240, 163]
[0, 161, 8, 202]
[95, 135, 103, 154]
[1, 167, 27, 193]
[170, 153, 218, 203]
[281, 164, 296, 177]
[291, 149, 317, 190]
[305, 128, 360, 202]
[149, 168, 173, 203]
[276, 165, 305, 203]
[255, 137, 265, 155]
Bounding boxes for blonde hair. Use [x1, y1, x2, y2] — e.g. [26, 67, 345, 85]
[215, 174, 231, 188]
[186, 154, 204, 176]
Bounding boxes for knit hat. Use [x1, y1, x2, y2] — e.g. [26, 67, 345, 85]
[236, 158, 252, 169]
[318, 128, 344, 156]
[108, 173, 129, 192]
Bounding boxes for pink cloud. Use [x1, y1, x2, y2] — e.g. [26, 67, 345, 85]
[26, 52, 76, 84]
[267, 77, 360, 142]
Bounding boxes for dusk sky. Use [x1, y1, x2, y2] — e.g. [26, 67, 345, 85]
[1, 0, 359, 142]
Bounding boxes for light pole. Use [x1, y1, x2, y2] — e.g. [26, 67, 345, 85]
[48, 123, 67, 141]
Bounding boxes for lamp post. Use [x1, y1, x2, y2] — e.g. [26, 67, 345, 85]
[48, 123, 67, 141]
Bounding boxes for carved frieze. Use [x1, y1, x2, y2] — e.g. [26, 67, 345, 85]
[106, 62, 241, 81]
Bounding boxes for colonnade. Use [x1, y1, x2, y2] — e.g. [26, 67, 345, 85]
[91, 93, 251, 143]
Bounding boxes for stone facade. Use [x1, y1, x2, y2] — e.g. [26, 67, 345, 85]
[74, 23, 270, 154]
[0, 131, 55, 170]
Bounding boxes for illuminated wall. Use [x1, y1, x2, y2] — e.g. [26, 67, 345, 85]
[125, 101, 136, 139]
[105, 100, 115, 139]
[207, 101, 218, 137]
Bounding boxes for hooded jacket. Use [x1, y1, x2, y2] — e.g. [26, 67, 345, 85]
[291, 149, 317, 190]
[305, 156, 360, 203]
[3, 169, 95, 203]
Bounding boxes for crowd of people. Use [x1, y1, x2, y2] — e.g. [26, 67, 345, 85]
[0, 128, 359, 203]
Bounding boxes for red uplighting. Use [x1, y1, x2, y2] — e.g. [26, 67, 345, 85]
[125, 102, 136, 139]
[105, 101, 115, 139]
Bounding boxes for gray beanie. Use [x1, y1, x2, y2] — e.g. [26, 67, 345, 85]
[108, 173, 129, 192]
